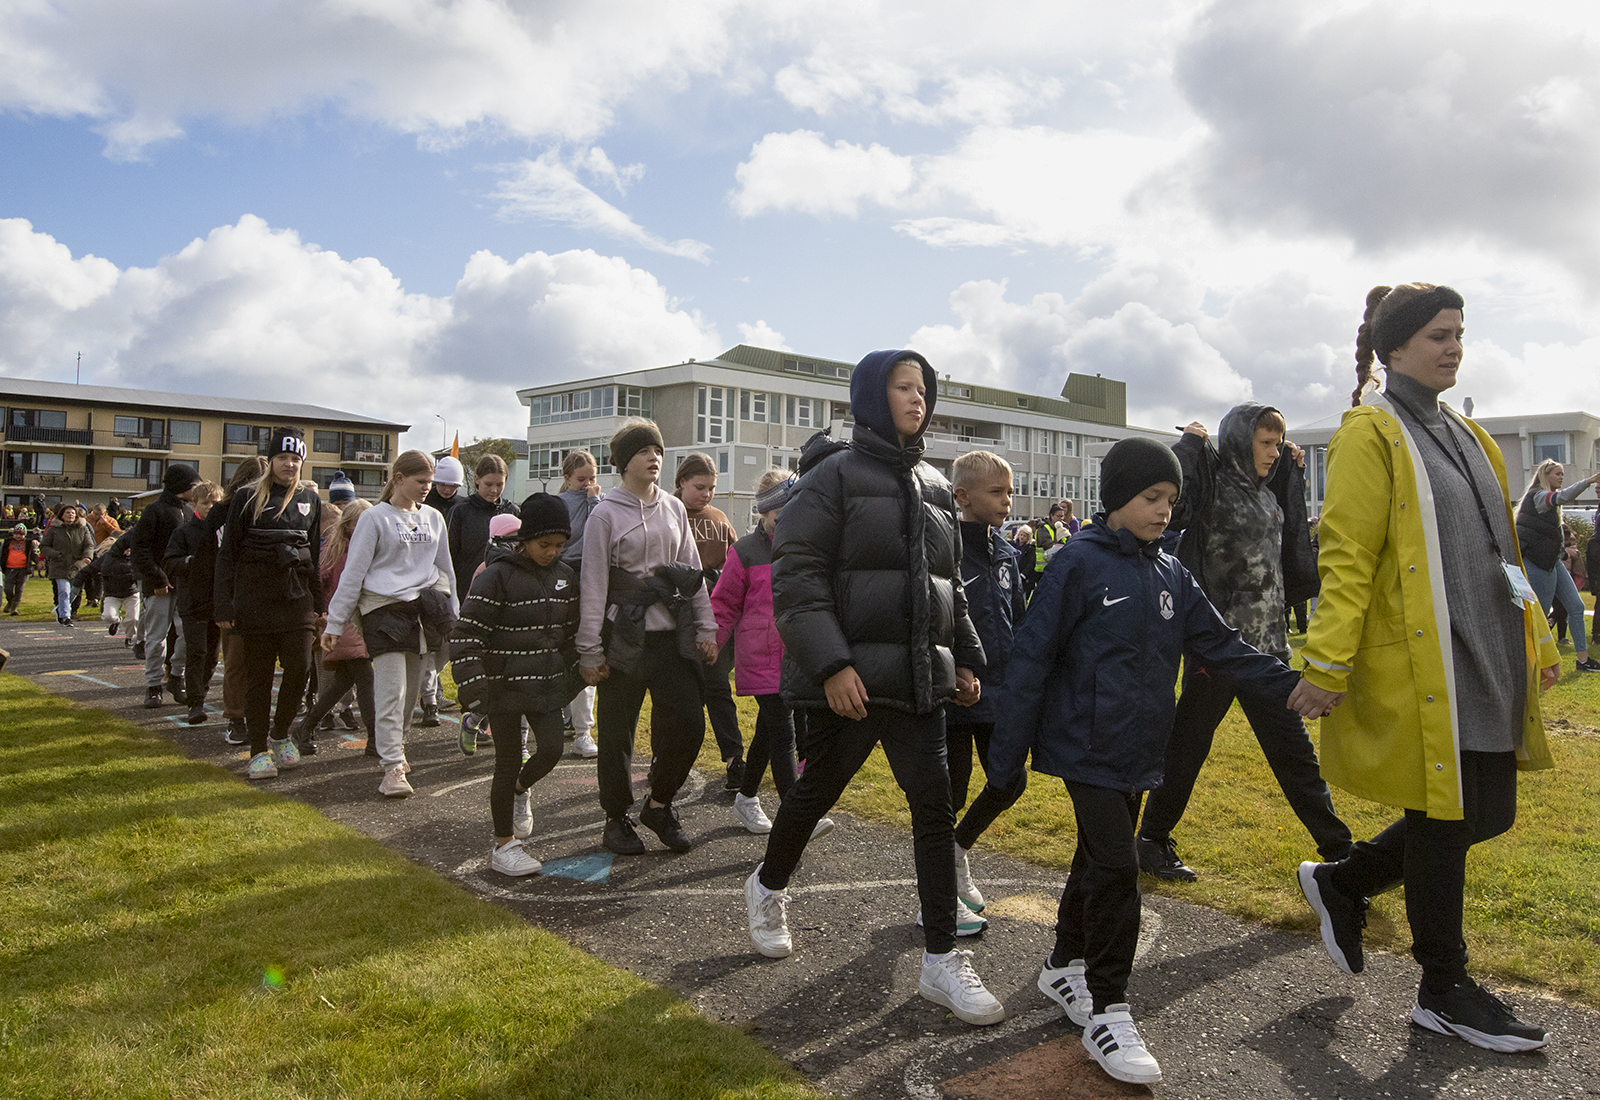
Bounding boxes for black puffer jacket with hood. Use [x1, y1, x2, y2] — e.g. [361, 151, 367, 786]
[772, 349, 984, 715]
[449, 540, 579, 712]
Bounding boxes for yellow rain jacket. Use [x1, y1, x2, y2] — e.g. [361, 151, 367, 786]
[1300, 394, 1558, 820]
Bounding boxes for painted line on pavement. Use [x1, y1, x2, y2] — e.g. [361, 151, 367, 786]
[43, 669, 87, 675]
[427, 760, 598, 798]
[455, 870, 1058, 903]
[71, 672, 122, 688]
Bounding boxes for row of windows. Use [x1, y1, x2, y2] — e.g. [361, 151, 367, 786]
[1002, 424, 1085, 456]
[5, 408, 388, 455]
[782, 358, 851, 380]
[530, 439, 613, 480]
[699, 387, 850, 444]
[528, 386, 649, 427]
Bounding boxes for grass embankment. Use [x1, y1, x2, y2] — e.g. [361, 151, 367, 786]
[0, 674, 826, 1100]
[4, 572, 99, 624]
[696, 597, 1600, 1007]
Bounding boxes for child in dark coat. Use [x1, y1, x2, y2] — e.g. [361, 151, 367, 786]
[450, 494, 580, 877]
[981, 438, 1321, 1087]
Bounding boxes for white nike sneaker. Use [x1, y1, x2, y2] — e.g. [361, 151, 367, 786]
[745, 864, 793, 958]
[955, 845, 984, 912]
[919, 949, 1005, 1025]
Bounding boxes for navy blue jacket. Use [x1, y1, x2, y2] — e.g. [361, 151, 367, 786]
[950, 519, 1026, 726]
[986, 517, 1300, 794]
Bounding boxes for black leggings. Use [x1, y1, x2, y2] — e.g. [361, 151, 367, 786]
[1330, 750, 1517, 992]
[489, 705, 565, 838]
[1054, 781, 1145, 1013]
[740, 694, 799, 799]
[242, 629, 314, 755]
[595, 631, 706, 818]
[300, 657, 375, 736]
[946, 720, 992, 812]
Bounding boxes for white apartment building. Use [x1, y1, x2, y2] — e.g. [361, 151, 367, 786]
[517, 344, 1173, 528]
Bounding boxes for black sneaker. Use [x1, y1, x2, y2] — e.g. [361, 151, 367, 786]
[291, 719, 317, 757]
[1297, 861, 1367, 975]
[603, 815, 647, 855]
[1138, 836, 1198, 883]
[338, 705, 359, 730]
[186, 702, 207, 726]
[724, 757, 745, 792]
[143, 685, 164, 709]
[108, 621, 118, 636]
[1575, 658, 1600, 673]
[1412, 977, 1548, 1052]
[640, 803, 693, 852]
[317, 712, 337, 731]
[223, 718, 248, 746]
[133, 640, 145, 659]
[418, 701, 440, 728]
[166, 675, 186, 705]
[364, 735, 379, 758]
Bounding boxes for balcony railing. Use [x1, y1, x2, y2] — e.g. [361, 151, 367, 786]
[3, 426, 169, 450]
[341, 445, 390, 464]
[2, 471, 89, 490]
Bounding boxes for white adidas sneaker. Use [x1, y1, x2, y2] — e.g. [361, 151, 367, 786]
[1082, 1003, 1162, 1085]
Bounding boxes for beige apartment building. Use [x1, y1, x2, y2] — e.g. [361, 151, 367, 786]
[517, 344, 1171, 526]
[1, 377, 409, 509]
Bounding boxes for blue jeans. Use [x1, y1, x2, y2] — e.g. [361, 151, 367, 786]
[1526, 561, 1588, 653]
[53, 578, 73, 620]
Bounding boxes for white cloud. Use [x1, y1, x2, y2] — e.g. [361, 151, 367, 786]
[491, 151, 711, 263]
[735, 320, 791, 351]
[731, 131, 918, 218]
[0, 216, 721, 448]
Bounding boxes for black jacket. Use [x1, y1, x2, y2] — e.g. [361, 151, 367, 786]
[164, 512, 217, 620]
[952, 520, 1027, 725]
[424, 485, 461, 523]
[446, 492, 520, 600]
[129, 489, 189, 596]
[1588, 533, 1600, 597]
[449, 542, 579, 712]
[772, 350, 983, 715]
[1514, 489, 1563, 573]
[213, 481, 324, 633]
[94, 534, 137, 600]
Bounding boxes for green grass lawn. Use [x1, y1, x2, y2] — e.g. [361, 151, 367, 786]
[0, 674, 828, 1100]
[695, 594, 1600, 1007]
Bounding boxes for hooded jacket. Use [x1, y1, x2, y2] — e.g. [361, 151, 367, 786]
[129, 489, 189, 595]
[771, 349, 983, 715]
[450, 541, 580, 712]
[446, 492, 520, 600]
[41, 518, 92, 581]
[951, 519, 1027, 725]
[424, 484, 461, 522]
[986, 519, 1300, 794]
[163, 511, 217, 619]
[558, 487, 602, 567]
[711, 526, 782, 695]
[1170, 402, 1315, 663]
[92, 533, 136, 600]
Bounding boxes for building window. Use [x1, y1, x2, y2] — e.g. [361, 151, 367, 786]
[224, 423, 270, 448]
[531, 439, 612, 479]
[222, 461, 241, 483]
[113, 415, 165, 444]
[11, 408, 67, 429]
[344, 432, 386, 460]
[348, 468, 385, 490]
[311, 467, 339, 489]
[1031, 472, 1055, 498]
[169, 419, 201, 446]
[785, 396, 816, 428]
[529, 385, 623, 426]
[938, 381, 972, 399]
[740, 390, 770, 423]
[718, 450, 729, 474]
[1533, 433, 1569, 465]
[1084, 458, 1101, 512]
[111, 456, 162, 482]
[1060, 475, 1078, 499]
[620, 386, 648, 418]
[26, 452, 65, 475]
[313, 430, 342, 453]
[1059, 434, 1078, 457]
[1005, 426, 1026, 451]
[1035, 430, 1054, 455]
[697, 386, 731, 445]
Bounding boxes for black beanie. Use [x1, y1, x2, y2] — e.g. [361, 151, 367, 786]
[518, 493, 572, 541]
[162, 463, 200, 494]
[267, 426, 307, 461]
[609, 420, 664, 475]
[1100, 437, 1183, 515]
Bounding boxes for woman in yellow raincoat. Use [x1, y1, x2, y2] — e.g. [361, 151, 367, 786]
[1287, 283, 1560, 1054]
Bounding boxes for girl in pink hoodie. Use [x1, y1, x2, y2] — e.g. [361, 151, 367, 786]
[711, 469, 833, 838]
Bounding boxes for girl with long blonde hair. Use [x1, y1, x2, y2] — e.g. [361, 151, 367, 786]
[1515, 457, 1599, 671]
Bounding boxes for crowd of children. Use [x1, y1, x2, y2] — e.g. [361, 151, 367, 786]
[16, 313, 1582, 1085]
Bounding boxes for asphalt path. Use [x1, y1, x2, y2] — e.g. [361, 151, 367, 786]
[6, 616, 1598, 1100]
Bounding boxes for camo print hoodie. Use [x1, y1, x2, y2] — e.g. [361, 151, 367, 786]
[1171, 402, 1289, 662]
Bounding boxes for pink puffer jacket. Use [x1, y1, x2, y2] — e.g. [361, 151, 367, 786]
[710, 528, 782, 696]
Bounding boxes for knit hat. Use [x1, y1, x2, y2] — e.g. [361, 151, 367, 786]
[267, 426, 307, 461]
[1373, 285, 1465, 365]
[11, 524, 25, 534]
[433, 455, 465, 486]
[1099, 437, 1183, 515]
[609, 420, 665, 475]
[754, 474, 798, 514]
[327, 471, 356, 503]
[162, 463, 201, 494]
[488, 513, 522, 538]
[517, 493, 572, 541]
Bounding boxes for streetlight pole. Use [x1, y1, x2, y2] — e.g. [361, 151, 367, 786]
[435, 414, 446, 451]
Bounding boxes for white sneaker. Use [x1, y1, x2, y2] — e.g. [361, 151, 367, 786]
[378, 764, 413, 798]
[269, 736, 301, 770]
[916, 896, 988, 937]
[810, 817, 836, 840]
[745, 864, 793, 958]
[573, 731, 599, 758]
[1037, 957, 1092, 1026]
[489, 838, 542, 876]
[919, 949, 1005, 1025]
[1082, 1004, 1162, 1085]
[511, 790, 534, 839]
[955, 845, 984, 912]
[732, 793, 773, 834]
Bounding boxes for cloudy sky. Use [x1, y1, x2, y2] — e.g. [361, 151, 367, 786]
[3, 0, 1598, 449]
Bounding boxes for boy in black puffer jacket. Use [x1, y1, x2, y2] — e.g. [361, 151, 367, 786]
[744, 349, 1005, 1029]
[450, 493, 579, 878]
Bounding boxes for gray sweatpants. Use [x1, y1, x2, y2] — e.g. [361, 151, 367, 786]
[372, 650, 421, 768]
[141, 592, 186, 688]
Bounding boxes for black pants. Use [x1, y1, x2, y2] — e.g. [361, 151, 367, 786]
[699, 641, 744, 762]
[300, 657, 375, 736]
[489, 705, 565, 838]
[180, 616, 221, 707]
[1330, 750, 1517, 992]
[242, 629, 314, 755]
[946, 720, 992, 812]
[759, 705, 959, 955]
[595, 631, 706, 819]
[954, 768, 1029, 851]
[1055, 781, 1144, 1013]
[3, 567, 26, 608]
[740, 694, 799, 799]
[1140, 662, 1352, 861]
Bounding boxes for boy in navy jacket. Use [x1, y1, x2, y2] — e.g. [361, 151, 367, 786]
[981, 437, 1319, 1087]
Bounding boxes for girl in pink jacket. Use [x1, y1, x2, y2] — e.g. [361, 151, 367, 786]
[711, 469, 832, 839]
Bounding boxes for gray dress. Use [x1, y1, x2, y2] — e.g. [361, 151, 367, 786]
[1385, 372, 1526, 752]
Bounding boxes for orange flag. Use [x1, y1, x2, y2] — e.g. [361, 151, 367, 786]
[450, 432, 460, 458]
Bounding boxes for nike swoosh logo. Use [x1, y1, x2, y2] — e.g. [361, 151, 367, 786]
[1102, 595, 1130, 606]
